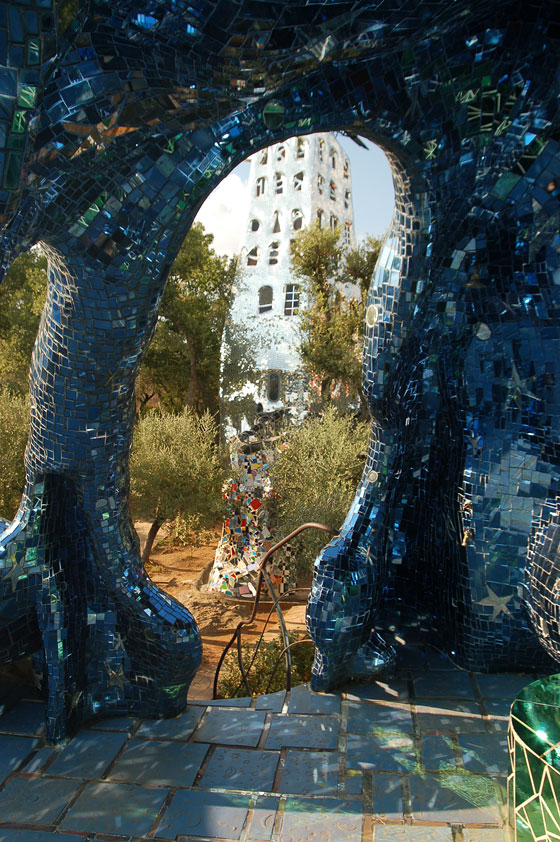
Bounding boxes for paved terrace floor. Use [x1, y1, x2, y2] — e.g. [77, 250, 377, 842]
[0, 645, 539, 842]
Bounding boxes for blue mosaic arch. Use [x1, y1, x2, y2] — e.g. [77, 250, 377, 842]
[0, 0, 559, 740]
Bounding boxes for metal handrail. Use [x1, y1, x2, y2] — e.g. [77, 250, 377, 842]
[212, 522, 337, 699]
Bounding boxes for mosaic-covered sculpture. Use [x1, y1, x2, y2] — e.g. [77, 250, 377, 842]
[0, 0, 559, 738]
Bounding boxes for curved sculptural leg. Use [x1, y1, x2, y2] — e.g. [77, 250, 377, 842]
[0, 249, 201, 742]
[307, 172, 560, 689]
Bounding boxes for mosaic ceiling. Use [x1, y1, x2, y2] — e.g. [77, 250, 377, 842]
[0, 0, 559, 739]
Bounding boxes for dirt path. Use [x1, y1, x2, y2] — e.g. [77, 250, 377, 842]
[139, 523, 308, 699]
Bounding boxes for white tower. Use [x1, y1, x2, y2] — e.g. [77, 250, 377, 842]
[222, 132, 356, 430]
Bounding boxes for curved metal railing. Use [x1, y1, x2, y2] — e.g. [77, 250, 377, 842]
[212, 522, 337, 699]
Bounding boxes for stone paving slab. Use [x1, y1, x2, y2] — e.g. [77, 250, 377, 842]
[277, 749, 338, 794]
[0, 735, 39, 783]
[59, 780, 169, 835]
[277, 797, 363, 842]
[374, 827, 453, 841]
[409, 774, 502, 824]
[265, 713, 339, 749]
[346, 699, 414, 734]
[135, 706, 204, 739]
[346, 733, 416, 771]
[412, 671, 476, 700]
[0, 645, 536, 841]
[247, 794, 279, 840]
[108, 738, 209, 786]
[192, 709, 266, 746]
[155, 790, 250, 840]
[0, 776, 80, 824]
[199, 746, 279, 791]
[287, 683, 341, 715]
[415, 700, 488, 733]
[0, 703, 45, 736]
[47, 729, 127, 779]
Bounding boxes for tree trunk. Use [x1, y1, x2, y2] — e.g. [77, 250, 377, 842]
[321, 376, 332, 402]
[141, 517, 163, 566]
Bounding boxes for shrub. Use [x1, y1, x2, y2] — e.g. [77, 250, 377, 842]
[0, 392, 30, 520]
[130, 407, 226, 560]
[217, 633, 314, 698]
[270, 406, 370, 580]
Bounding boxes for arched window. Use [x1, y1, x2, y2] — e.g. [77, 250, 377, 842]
[330, 181, 337, 201]
[293, 171, 304, 191]
[258, 285, 273, 313]
[343, 159, 349, 179]
[319, 139, 325, 162]
[344, 188, 351, 209]
[250, 218, 260, 232]
[247, 246, 259, 266]
[274, 172, 283, 194]
[259, 149, 268, 165]
[276, 144, 286, 161]
[296, 138, 306, 159]
[256, 176, 266, 197]
[272, 211, 281, 233]
[268, 241, 280, 265]
[268, 372, 281, 402]
[330, 148, 337, 169]
[343, 220, 352, 246]
[317, 174, 324, 194]
[291, 209, 303, 231]
[284, 284, 300, 316]
[317, 208, 324, 228]
[329, 213, 338, 231]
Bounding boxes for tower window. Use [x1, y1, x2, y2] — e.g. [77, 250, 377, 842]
[317, 209, 324, 228]
[256, 176, 266, 197]
[268, 241, 280, 265]
[330, 181, 337, 201]
[344, 188, 351, 209]
[276, 144, 286, 161]
[330, 148, 337, 169]
[343, 221, 352, 246]
[258, 285, 273, 313]
[317, 174, 324, 194]
[293, 171, 304, 191]
[296, 138, 306, 158]
[274, 172, 283, 194]
[343, 159, 349, 179]
[329, 213, 338, 231]
[268, 371, 281, 402]
[319, 139, 325, 162]
[259, 149, 268, 165]
[272, 211, 281, 233]
[284, 284, 300, 316]
[291, 209, 303, 231]
[247, 246, 259, 266]
[250, 218, 260, 232]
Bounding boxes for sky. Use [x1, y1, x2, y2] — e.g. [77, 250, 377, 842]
[194, 134, 395, 256]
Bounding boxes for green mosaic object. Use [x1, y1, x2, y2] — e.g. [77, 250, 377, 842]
[509, 676, 560, 841]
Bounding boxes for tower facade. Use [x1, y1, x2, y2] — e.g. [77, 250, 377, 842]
[222, 132, 356, 431]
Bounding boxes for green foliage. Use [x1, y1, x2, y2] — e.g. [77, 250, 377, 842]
[290, 225, 382, 406]
[217, 634, 314, 698]
[0, 250, 48, 396]
[136, 222, 239, 416]
[271, 407, 369, 578]
[130, 406, 226, 529]
[0, 392, 30, 520]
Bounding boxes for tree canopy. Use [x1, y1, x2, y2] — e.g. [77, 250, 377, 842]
[136, 222, 238, 416]
[290, 224, 382, 409]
